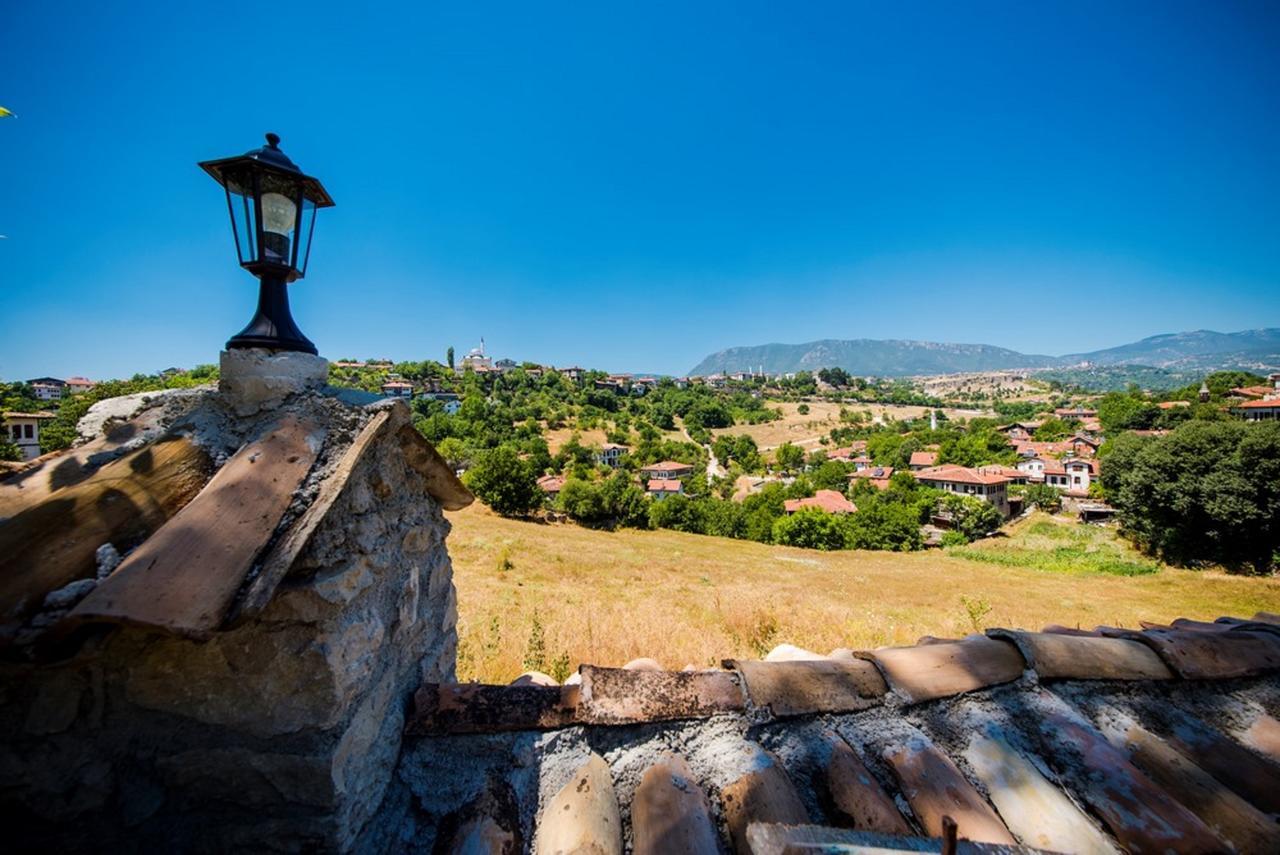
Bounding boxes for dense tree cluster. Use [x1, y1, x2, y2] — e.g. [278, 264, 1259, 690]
[1100, 420, 1280, 573]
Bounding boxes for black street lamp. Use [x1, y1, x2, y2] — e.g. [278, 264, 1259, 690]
[199, 133, 335, 355]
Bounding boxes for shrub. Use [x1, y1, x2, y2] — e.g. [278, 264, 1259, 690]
[1023, 482, 1062, 513]
[772, 509, 849, 551]
[463, 446, 541, 517]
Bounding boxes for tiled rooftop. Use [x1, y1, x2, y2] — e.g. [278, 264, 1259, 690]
[414, 614, 1280, 853]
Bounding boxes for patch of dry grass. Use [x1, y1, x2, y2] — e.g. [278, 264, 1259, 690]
[447, 508, 1280, 683]
[711, 401, 993, 450]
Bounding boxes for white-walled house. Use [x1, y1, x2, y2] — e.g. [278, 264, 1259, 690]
[1236, 399, 1280, 421]
[4, 411, 56, 461]
[913, 464, 1012, 517]
[65, 376, 96, 395]
[27, 378, 65, 401]
[596, 443, 629, 468]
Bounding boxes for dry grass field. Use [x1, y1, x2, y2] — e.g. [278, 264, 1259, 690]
[709, 400, 992, 450]
[447, 507, 1280, 683]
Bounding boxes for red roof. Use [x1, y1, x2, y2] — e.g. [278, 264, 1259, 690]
[1157, 401, 1190, 409]
[784, 490, 857, 514]
[909, 451, 938, 467]
[643, 461, 694, 472]
[1237, 398, 1280, 409]
[646, 479, 682, 493]
[914, 464, 1011, 486]
[536, 474, 566, 493]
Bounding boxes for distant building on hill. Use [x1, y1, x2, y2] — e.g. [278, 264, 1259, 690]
[913, 464, 1011, 517]
[784, 490, 856, 515]
[640, 461, 694, 481]
[596, 443, 629, 468]
[460, 340, 492, 372]
[3, 411, 56, 460]
[65, 376, 96, 395]
[26, 378, 65, 401]
[646, 479, 682, 499]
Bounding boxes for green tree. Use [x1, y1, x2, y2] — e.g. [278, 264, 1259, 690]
[772, 509, 849, 550]
[775, 442, 805, 473]
[845, 500, 923, 551]
[1023, 482, 1063, 513]
[1102, 421, 1280, 573]
[938, 494, 1004, 542]
[462, 445, 540, 517]
[446, 346, 455, 371]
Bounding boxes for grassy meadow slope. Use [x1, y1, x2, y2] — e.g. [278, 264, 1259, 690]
[448, 508, 1280, 683]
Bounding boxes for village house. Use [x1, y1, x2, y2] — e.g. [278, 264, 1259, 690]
[825, 441, 867, 462]
[848, 465, 894, 490]
[704, 373, 727, 389]
[909, 450, 939, 470]
[997, 421, 1042, 441]
[640, 460, 695, 481]
[558, 365, 584, 382]
[536, 473, 566, 498]
[26, 377, 66, 401]
[784, 489, 856, 515]
[646, 478, 682, 499]
[1228, 384, 1274, 400]
[3, 411, 56, 461]
[1066, 434, 1101, 457]
[64, 376, 96, 394]
[596, 443, 629, 468]
[422, 390, 461, 414]
[380, 378, 414, 400]
[1235, 398, 1280, 421]
[975, 464, 1027, 485]
[1054, 405, 1098, 420]
[1016, 455, 1049, 481]
[1064, 458, 1098, 494]
[913, 464, 1012, 517]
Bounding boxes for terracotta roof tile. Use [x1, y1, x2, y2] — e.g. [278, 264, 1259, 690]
[632, 754, 718, 855]
[577, 665, 744, 724]
[988, 629, 1173, 681]
[963, 729, 1118, 854]
[1031, 710, 1226, 852]
[857, 637, 1026, 704]
[1241, 714, 1280, 764]
[727, 659, 887, 717]
[406, 682, 578, 734]
[1108, 722, 1280, 853]
[1100, 624, 1280, 679]
[1149, 706, 1280, 815]
[882, 736, 1016, 845]
[719, 750, 809, 855]
[534, 753, 621, 855]
[818, 732, 911, 835]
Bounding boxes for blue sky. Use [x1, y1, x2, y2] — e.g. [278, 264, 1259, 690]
[2, 1, 1278, 379]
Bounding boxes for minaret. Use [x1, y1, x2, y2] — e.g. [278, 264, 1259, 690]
[1199, 381, 1210, 403]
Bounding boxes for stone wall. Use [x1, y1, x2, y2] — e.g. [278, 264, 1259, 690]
[0, 415, 458, 853]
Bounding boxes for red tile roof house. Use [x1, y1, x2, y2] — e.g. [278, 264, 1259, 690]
[997, 421, 1042, 441]
[784, 489, 857, 515]
[380, 379, 415, 399]
[848, 465, 894, 490]
[640, 460, 695, 480]
[646, 478, 683, 498]
[908, 450, 938, 470]
[913, 464, 1012, 517]
[825, 441, 867, 462]
[1236, 398, 1280, 421]
[64, 376, 96, 394]
[537, 473, 566, 497]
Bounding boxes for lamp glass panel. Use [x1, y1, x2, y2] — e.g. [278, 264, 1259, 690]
[222, 167, 256, 264]
[257, 171, 303, 268]
[296, 198, 317, 276]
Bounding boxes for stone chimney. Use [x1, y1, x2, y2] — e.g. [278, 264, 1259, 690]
[0, 348, 472, 852]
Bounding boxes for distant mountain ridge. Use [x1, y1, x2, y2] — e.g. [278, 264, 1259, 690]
[687, 328, 1280, 377]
